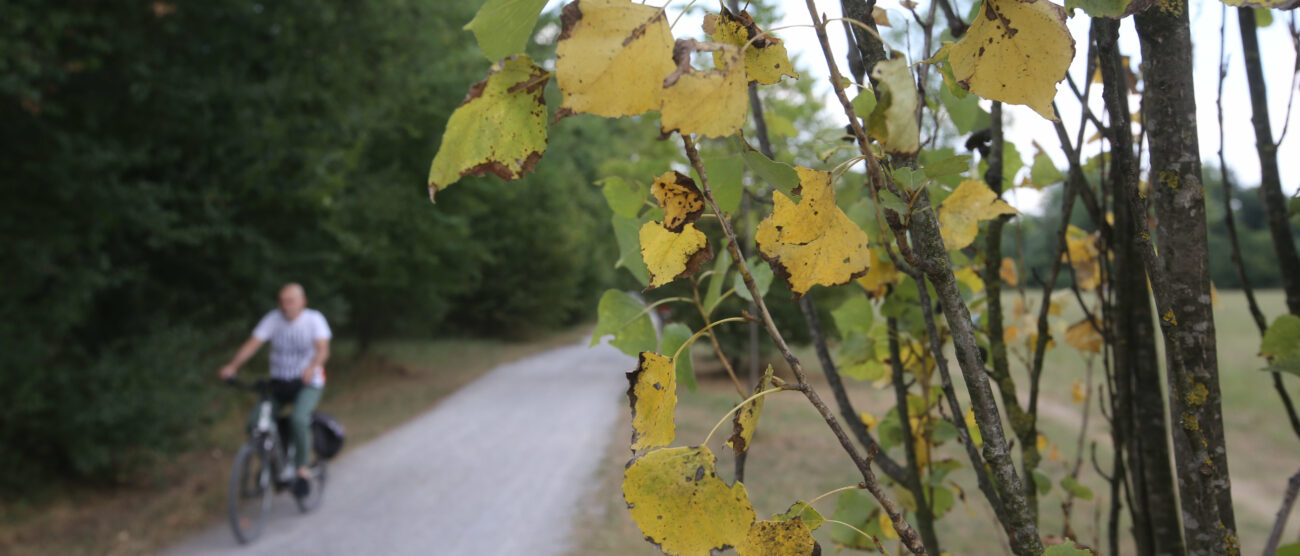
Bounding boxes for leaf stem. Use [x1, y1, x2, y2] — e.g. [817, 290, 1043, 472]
[671, 317, 748, 363]
[823, 519, 890, 555]
[701, 387, 785, 447]
[805, 484, 864, 508]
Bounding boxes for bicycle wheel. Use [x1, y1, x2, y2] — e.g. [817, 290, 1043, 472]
[228, 444, 273, 543]
[294, 459, 327, 512]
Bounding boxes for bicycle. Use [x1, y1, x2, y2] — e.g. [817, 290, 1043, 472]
[224, 378, 328, 544]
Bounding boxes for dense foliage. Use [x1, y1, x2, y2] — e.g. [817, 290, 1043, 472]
[0, 0, 654, 492]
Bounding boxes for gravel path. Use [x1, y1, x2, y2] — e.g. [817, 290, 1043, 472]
[165, 340, 633, 556]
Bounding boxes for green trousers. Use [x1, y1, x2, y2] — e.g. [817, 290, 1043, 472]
[248, 385, 322, 468]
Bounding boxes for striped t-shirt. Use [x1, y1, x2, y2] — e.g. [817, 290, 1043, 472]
[252, 308, 332, 387]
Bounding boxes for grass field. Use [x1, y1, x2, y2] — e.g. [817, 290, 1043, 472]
[570, 290, 1300, 555]
[0, 325, 592, 556]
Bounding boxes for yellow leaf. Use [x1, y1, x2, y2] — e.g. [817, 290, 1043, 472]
[1163, 309, 1178, 326]
[1000, 257, 1019, 286]
[873, 6, 892, 27]
[856, 246, 898, 296]
[1062, 225, 1101, 291]
[1037, 433, 1048, 452]
[555, 0, 675, 119]
[1071, 379, 1086, 404]
[651, 170, 705, 232]
[955, 266, 986, 293]
[1048, 443, 1060, 462]
[1004, 325, 1020, 342]
[640, 222, 713, 289]
[702, 8, 799, 85]
[660, 40, 749, 138]
[937, 180, 1018, 250]
[1211, 281, 1220, 307]
[949, 0, 1075, 120]
[623, 446, 756, 555]
[965, 408, 983, 448]
[736, 519, 820, 556]
[727, 366, 774, 454]
[1065, 318, 1103, 353]
[859, 411, 879, 431]
[756, 167, 872, 296]
[428, 55, 549, 197]
[866, 53, 920, 155]
[879, 510, 899, 540]
[628, 352, 677, 450]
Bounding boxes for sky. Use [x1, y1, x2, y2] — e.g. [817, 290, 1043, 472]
[542, 0, 1300, 213]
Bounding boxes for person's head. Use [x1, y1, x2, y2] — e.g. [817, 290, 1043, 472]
[278, 283, 307, 320]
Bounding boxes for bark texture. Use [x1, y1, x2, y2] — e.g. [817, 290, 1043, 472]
[1095, 18, 1185, 555]
[1135, 3, 1236, 553]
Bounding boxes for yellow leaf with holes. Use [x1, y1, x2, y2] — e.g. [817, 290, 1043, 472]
[660, 40, 748, 137]
[702, 8, 799, 85]
[938, 180, 1018, 250]
[736, 519, 820, 555]
[1065, 318, 1103, 353]
[856, 247, 898, 296]
[949, 0, 1075, 121]
[866, 53, 920, 156]
[651, 170, 705, 232]
[555, 0, 675, 119]
[727, 366, 775, 455]
[640, 222, 713, 289]
[623, 446, 756, 555]
[955, 266, 986, 293]
[627, 352, 677, 450]
[1000, 257, 1018, 286]
[756, 167, 871, 296]
[428, 56, 549, 198]
[1072, 379, 1086, 404]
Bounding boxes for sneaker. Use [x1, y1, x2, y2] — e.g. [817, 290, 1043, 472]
[292, 476, 311, 498]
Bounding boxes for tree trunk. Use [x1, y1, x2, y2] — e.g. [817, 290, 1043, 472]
[1135, 3, 1236, 553]
[1095, 18, 1186, 556]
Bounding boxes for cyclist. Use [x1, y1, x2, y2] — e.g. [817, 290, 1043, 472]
[218, 283, 331, 496]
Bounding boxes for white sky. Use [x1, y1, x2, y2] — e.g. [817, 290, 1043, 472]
[543, 1, 1300, 213]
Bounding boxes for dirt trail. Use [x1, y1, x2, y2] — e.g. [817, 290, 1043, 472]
[165, 340, 632, 556]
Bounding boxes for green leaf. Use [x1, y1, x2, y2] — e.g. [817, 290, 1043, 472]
[839, 332, 887, 381]
[1277, 541, 1300, 556]
[1060, 476, 1093, 500]
[735, 256, 774, 302]
[1044, 540, 1093, 555]
[742, 149, 801, 200]
[611, 214, 651, 286]
[891, 167, 926, 191]
[463, 0, 549, 61]
[1262, 314, 1300, 359]
[774, 500, 826, 530]
[845, 198, 883, 243]
[923, 155, 973, 180]
[1033, 468, 1052, 495]
[940, 79, 989, 134]
[428, 55, 549, 197]
[591, 289, 658, 357]
[1256, 7, 1275, 27]
[599, 176, 647, 218]
[1030, 152, 1065, 188]
[926, 485, 955, 518]
[928, 459, 964, 485]
[763, 110, 799, 138]
[931, 419, 959, 443]
[660, 322, 698, 393]
[699, 155, 745, 215]
[851, 89, 878, 120]
[832, 296, 875, 337]
[830, 490, 878, 549]
[702, 247, 732, 315]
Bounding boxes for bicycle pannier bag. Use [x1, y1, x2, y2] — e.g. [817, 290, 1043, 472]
[311, 412, 346, 459]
